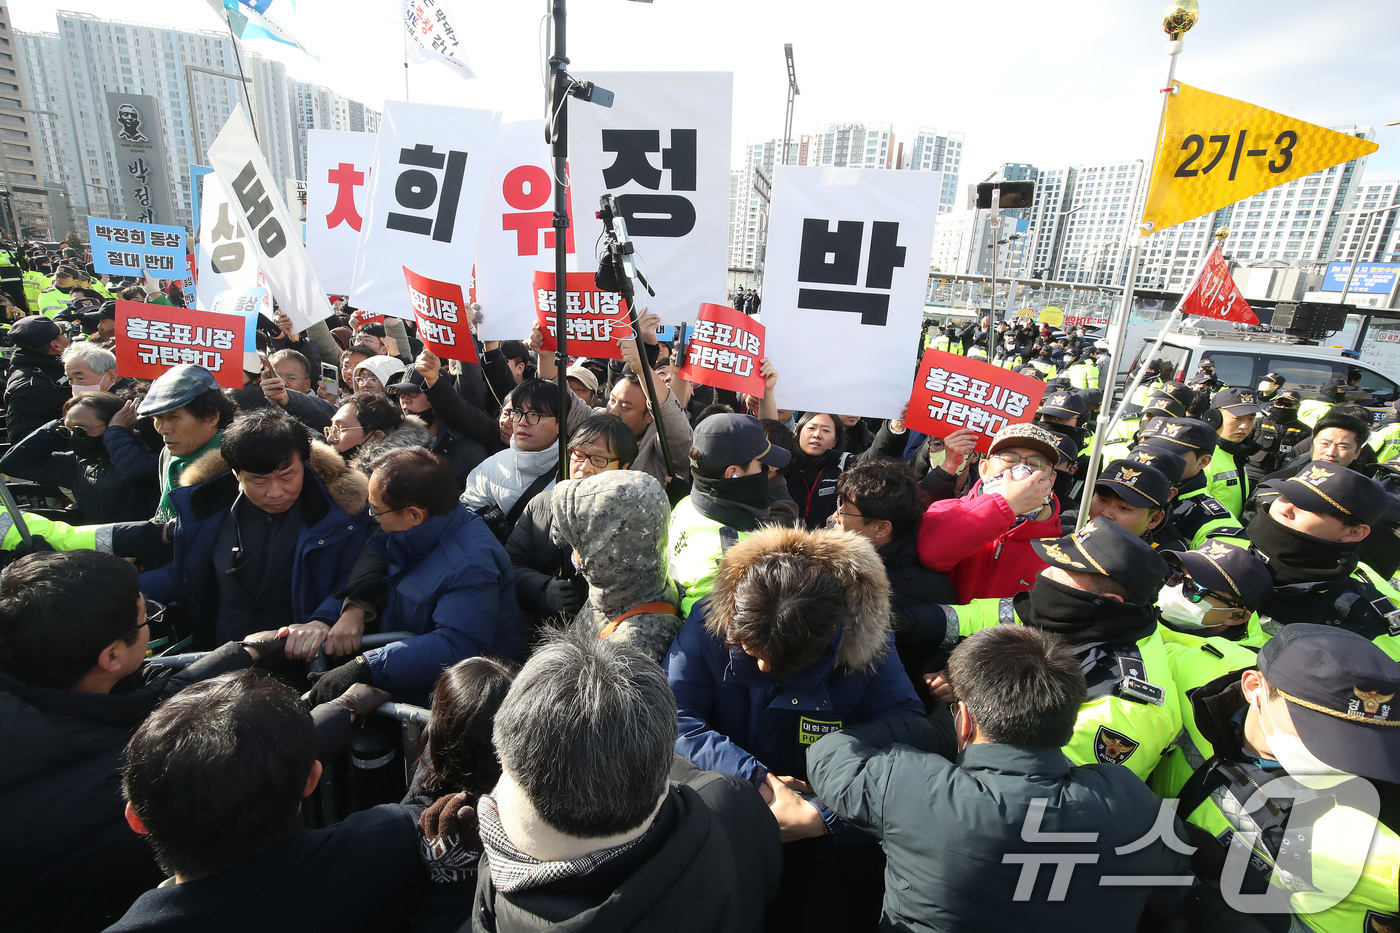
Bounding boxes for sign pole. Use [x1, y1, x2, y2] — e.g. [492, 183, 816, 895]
[548, 0, 571, 481]
[1077, 2, 1197, 530]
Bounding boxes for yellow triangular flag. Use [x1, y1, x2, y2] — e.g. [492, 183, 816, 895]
[1141, 82, 1378, 235]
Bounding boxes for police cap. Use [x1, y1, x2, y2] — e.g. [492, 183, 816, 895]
[1098, 459, 1173, 511]
[1139, 417, 1218, 456]
[1163, 540, 1273, 612]
[1031, 516, 1169, 603]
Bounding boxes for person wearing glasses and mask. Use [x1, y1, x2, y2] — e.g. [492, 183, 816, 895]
[505, 415, 637, 638]
[325, 392, 408, 466]
[350, 354, 406, 396]
[917, 422, 1065, 602]
[136, 408, 371, 654]
[1155, 540, 1274, 644]
[303, 448, 520, 708]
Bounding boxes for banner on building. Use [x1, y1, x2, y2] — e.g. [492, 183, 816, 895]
[1142, 82, 1379, 235]
[208, 107, 333, 333]
[306, 129, 376, 294]
[404, 267, 477, 363]
[568, 72, 732, 325]
[115, 299, 247, 389]
[349, 102, 499, 318]
[105, 92, 174, 226]
[531, 271, 629, 360]
[1177, 244, 1258, 324]
[87, 216, 185, 277]
[677, 302, 765, 397]
[762, 166, 942, 419]
[474, 120, 577, 340]
[905, 349, 1045, 452]
[1322, 261, 1400, 295]
[402, 0, 475, 79]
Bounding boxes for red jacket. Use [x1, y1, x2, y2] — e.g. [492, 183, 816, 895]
[916, 481, 1062, 603]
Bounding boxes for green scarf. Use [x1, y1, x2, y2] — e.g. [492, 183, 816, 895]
[154, 430, 223, 522]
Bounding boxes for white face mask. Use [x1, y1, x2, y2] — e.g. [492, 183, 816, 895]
[70, 373, 113, 397]
[1257, 381, 1275, 393]
[1251, 687, 1354, 789]
[1157, 583, 1212, 628]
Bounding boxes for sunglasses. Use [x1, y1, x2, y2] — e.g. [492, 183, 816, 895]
[1164, 566, 1243, 610]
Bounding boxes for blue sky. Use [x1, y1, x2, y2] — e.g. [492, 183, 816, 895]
[17, 0, 1400, 182]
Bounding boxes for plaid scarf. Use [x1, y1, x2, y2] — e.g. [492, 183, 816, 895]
[476, 794, 647, 894]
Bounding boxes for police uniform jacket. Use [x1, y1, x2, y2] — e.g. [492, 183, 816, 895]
[2, 350, 69, 444]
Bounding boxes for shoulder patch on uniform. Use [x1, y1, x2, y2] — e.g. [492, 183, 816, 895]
[1094, 725, 1139, 765]
[1365, 911, 1400, 933]
[1202, 499, 1229, 518]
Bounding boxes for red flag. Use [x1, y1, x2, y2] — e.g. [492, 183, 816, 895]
[403, 267, 478, 363]
[1177, 244, 1258, 324]
[905, 349, 1047, 453]
[677, 302, 765, 397]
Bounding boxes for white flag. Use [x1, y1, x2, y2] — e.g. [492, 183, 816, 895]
[402, 0, 475, 80]
[207, 107, 333, 332]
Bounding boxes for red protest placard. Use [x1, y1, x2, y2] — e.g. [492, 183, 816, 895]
[677, 302, 765, 397]
[403, 267, 478, 363]
[531, 271, 629, 361]
[115, 299, 246, 389]
[905, 349, 1046, 452]
[1178, 244, 1258, 324]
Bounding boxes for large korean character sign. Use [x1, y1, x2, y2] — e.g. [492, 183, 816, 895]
[196, 172, 258, 307]
[905, 349, 1046, 452]
[762, 167, 942, 419]
[403, 267, 478, 363]
[306, 129, 376, 294]
[474, 121, 576, 340]
[531, 272, 629, 360]
[678, 302, 765, 398]
[115, 300, 247, 389]
[568, 73, 731, 326]
[350, 102, 499, 319]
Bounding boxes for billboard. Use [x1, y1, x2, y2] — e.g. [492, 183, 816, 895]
[105, 92, 174, 226]
[1321, 261, 1400, 295]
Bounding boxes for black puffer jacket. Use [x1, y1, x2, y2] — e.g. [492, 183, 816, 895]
[0, 644, 255, 932]
[3, 350, 69, 444]
[0, 419, 159, 523]
[786, 447, 848, 530]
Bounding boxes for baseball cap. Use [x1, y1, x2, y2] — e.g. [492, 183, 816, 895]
[352, 355, 407, 387]
[1163, 540, 1274, 612]
[1262, 371, 1286, 387]
[565, 363, 599, 396]
[1037, 390, 1088, 420]
[1260, 462, 1391, 527]
[1139, 417, 1218, 456]
[138, 364, 222, 417]
[386, 370, 428, 395]
[9, 315, 62, 351]
[987, 422, 1061, 468]
[1126, 445, 1186, 484]
[1031, 516, 1169, 603]
[1098, 459, 1173, 510]
[1257, 623, 1400, 784]
[692, 413, 790, 471]
[1211, 387, 1264, 415]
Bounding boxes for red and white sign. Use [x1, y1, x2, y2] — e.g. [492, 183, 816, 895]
[531, 271, 629, 361]
[905, 349, 1045, 452]
[1064, 314, 1109, 329]
[474, 121, 577, 340]
[306, 129, 376, 295]
[677, 302, 765, 397]
[1178, 244, 1258, 324]
[115, 299, 247, 389]
[403, 267, 477, 363]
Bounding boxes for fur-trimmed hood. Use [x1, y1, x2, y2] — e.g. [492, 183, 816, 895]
[706, 525, 892, 673]
[179, 438, 369, 516]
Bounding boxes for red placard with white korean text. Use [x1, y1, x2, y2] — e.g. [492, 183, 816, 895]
[905, 349, 1046, 453]
[403, 267, 478, 363]
[531, 271, 629, 361]
[677, 302, 765, 397]
[1178, 244, 1258, 324]
[115, 299, 247, 389]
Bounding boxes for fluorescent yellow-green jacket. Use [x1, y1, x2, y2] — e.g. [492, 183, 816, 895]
[925, 334, 963, 355]
[668, 496, 751, 617]
[1202, 445, 1248, 521]
[1297, 398, 1331, 427]
[951, 596, 1182, 781]
[0, 509, 112, 552]
[1067, 360, 1100, 390]
[1371, 421, 1400, 465]
[22, 270, 47, 314]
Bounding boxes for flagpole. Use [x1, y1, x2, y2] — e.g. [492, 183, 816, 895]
[1076, 0, 1198, 531]
[548, 0, 571, 481]
[226, 20, 260, 141]
[402, 22, 412, 101]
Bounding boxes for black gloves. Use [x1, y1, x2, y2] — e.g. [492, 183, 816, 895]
[542, 576, 587, 615]
[306, 655, 371, 706]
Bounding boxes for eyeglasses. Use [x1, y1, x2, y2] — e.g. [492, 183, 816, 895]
[1164, 567, 1243, 610]
[122, 604, 162, 642]
[369, 503, 409, 518]
[504, 408, 553, 425]
[568, 447, 620, 469]
[324, 424, 365, 441]
[989, 452, 1052, 473]
[353, 374, 381, 387]
[834, 510, 867, 523]
[56, 423, 100, 438]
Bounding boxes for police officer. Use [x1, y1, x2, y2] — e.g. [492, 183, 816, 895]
[1201, 387, 1262, 521]
[1102, 391, 1187, 461]
[1034, 389, 1090, 451]
[0, 239, 25, 312]
[1247, 389, 1310, 482]
[942, 518, 1180, 782]
[35, 264, 107, 319]
[1256, 370, 1287, 403]
[1154, 539, 1274, 643]
[992, 333, 1025, 370]
[926, 322, 964, 355]
[1087, 457, 1182, 551]
[965, 336, 989, 362]
[1371, 403, 1400, 464]
[1218, 463, 1400, 650]
[1154, 624, 1400, 933]
[3, 316, 71, 444]
[1067, 345, 1102, 389]
[1187, 359, 1223, 394]
[1138, 417, 1239, 547]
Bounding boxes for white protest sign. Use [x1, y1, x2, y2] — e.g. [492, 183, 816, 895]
[207, 107, 333, 332]
[762, 166, 941, 419]
[306, 129, 376, 295]
[195, 172, 258, 310]
[568, 72, 732, 326]
[474, 120, 578, 340]
[349, 101, 500, 319]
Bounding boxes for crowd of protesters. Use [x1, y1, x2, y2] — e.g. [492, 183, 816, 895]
[2, 244, 1400, 933]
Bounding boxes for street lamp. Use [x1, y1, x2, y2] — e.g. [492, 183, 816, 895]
[782, 44, 799, 167]
[184, 64, 254, 166]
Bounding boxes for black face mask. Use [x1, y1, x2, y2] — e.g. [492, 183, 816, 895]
[338, 443, 363, 463]
[1271, 405, 1298, 424]
[1246, 508, 1360, 585]
[1053, 470, 1077, 503]
[1021, 575, 1156, 646]
[70, 433, 107, 459]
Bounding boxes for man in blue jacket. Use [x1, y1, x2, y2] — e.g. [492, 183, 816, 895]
[305, 448, 521, 706]
[138, 408, 372, 651]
